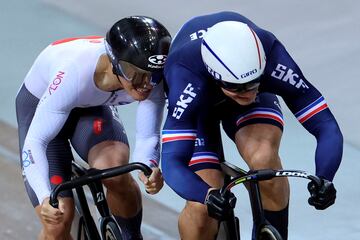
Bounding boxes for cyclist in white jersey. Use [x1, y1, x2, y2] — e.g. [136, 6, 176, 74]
[15, 16, 171, 240]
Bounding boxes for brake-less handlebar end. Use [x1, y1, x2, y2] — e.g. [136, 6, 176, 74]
[144, 165, 152, 177]
[308, 175, 322, 189]
[49, 184, 61, 208]
[135, 162, 152, 177]
[49, 195, 59, 208]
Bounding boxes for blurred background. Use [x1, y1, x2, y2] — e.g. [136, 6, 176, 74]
[1, 0, 359, 239]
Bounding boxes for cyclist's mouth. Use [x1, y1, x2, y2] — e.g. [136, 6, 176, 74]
[235, 95, 252, 101]
[135, 87, 151, 94]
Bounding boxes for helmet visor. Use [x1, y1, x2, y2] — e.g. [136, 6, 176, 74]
[105, 40, 162, 88]
[117, 61, 154, 88]
[216, 77, 261, 93]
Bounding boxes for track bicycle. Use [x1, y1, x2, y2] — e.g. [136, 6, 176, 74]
[217, 161, 321, 240]
[50, 161, 152, 240]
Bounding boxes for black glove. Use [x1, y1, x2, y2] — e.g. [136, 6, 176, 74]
[205, 189, 236, 221]
[307, 178, 336, 210]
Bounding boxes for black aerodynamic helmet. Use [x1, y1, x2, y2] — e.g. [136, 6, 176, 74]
[105, 16, 171, 75]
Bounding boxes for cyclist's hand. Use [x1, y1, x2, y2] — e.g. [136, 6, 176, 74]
[205, 188, 236, 221]
[41, 197, 65, 225]
[308, 178, 336, 210]
[138, 167, 163, 194]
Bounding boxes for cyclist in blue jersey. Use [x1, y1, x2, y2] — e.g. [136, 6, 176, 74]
[161, 11, 342, 240]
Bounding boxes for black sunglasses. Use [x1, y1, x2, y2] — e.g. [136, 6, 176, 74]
[112, 61, 162, 88]
[216, 77, 261, 93]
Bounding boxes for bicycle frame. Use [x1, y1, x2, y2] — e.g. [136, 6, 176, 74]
[72, 162, 106, 240]
[50, 162, 152, 240]
[220, 161, 321, 240]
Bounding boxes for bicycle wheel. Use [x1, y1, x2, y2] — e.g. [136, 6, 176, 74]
[258, 224, 282, 240]
[103, 220, 123, 240]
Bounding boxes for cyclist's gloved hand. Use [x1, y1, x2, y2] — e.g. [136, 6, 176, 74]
[307, 177, 336, 210]
[205, 188, 236, 221]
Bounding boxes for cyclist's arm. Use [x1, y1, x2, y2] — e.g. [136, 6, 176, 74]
[22, 63, 79, 204]
[161, 65, 210, 203]
[306, 118, 343, 180]
[132, 81, 165, 168]
[263, 40, 343, 181]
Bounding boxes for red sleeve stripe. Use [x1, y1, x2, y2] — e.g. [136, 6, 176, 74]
[51, 36, 103, 45]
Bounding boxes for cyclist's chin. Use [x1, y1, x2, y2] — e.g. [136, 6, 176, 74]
[232, 97, 255, 106]
[130, 89, 152, 101]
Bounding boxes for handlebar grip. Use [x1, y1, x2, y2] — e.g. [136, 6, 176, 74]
[49, 190, 59, 208]
[141, 164, 152, 177]
[308, 175, 322, 188]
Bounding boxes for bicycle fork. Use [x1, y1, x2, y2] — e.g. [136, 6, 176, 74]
[74, 185, 101, 239]
[87, 179, 122, 239]
[247, 182, 269, 237]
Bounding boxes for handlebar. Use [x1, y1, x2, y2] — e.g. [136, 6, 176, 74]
[50, 162, 152, 208]
[220, 162, 322, 195]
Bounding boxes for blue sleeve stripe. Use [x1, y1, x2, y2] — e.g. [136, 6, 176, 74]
[162, 129, 197, 134]
[193, 151, 219, 157]
[295, 97, 328, 123]
[295, 96, 325, 117]
[189, 152, 220, 167]
[162, 129, 197, 143]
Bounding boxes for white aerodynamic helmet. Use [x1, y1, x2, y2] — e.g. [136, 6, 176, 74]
[201, 21, 266, 86]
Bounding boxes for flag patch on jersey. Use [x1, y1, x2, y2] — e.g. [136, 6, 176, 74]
[236, 108, 284, 126]
[188, 152, 220, 166]
[295, 96, 328, 123]
[162, 129, 197, 143]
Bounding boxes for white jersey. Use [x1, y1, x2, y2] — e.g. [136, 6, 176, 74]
[21, 37, 164, 204]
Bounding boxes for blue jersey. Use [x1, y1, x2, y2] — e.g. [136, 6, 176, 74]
[162, 11, 343, 203]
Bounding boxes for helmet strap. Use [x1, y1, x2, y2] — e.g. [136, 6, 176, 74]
[115, 73, 123, 89]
